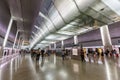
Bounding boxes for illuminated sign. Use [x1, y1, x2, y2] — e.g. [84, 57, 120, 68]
[72, 49, 78, 55]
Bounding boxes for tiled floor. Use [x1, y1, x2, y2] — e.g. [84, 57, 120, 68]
[0, 54, 120, 80]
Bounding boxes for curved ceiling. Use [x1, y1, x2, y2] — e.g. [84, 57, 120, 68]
[30, 0, 120, 48]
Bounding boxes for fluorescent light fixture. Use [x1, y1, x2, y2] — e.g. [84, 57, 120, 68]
[102, 0, 120, 16]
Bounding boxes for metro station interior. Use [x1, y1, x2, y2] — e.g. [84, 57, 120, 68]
[0, 0, 120, 80]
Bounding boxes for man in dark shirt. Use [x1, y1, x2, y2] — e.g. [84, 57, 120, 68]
[41, 50, 45, 59]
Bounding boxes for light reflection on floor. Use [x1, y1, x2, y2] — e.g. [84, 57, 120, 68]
[0, 54, 120, 80]
[73, 63, 79, 73]
[104, 57, 111, 80]
[0, 69, 1, 80]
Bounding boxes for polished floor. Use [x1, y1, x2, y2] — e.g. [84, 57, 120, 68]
[0, 54, 120, 80]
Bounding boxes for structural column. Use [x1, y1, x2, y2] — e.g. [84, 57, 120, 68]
[0, 18, 13, 57]
[3, 18, 13, 48]
[17, 36, 21, 49]
[13, 30, 19, 49]
[61, 40, 64, 49]
[54, 43, 56, 50]
[100, 25, 112, 50]
[74, 35, 78, 45]
[20, 40, 25, 49]
[19, 40, 24, 49]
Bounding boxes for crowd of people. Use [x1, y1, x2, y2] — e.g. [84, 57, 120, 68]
[61, 49, 72, 60]
[30, 49, 52, 62]
[79, 48, 119, 63]
[59, 48, 119, 63]
[20, 47, 119, 64]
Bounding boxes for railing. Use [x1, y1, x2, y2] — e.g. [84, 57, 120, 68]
[0, 53, 19, 67]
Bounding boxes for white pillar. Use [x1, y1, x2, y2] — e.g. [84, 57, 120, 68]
[20, 40, 24, 49]
[13, 30, 19, 49]
[19, 40, 24, 49]
[61, 40, 64, 49]
[1, 18, 13, 57]
[54, 43, 56, 50]
[100, 25, 112, 50]
[74, 35, 78, 45]
[17, 37, 21, 48]
[3, 18, 13, 47]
